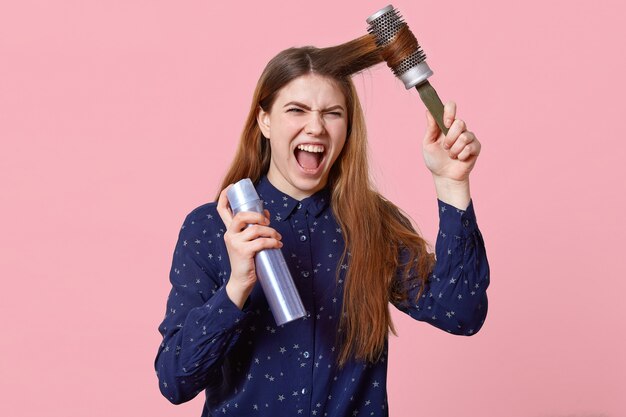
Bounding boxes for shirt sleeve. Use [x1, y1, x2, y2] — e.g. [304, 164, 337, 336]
[391, 198, 490, 336]
[154, 208, 253, 404]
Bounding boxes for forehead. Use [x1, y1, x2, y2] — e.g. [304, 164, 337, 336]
[273, 73, 346, 107]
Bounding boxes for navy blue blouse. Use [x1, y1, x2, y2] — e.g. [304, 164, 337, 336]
[155, 175, 490, 416]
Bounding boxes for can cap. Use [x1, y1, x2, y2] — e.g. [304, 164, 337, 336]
[226, 178, 260, 212]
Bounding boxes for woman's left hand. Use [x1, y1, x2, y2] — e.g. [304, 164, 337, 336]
[422, 100, 481, 182]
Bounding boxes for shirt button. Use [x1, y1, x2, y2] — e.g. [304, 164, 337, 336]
[297, 203, 302, 209]
[301, 271, 310, 278]
[300, 235, 307, 242]
[303, 351, 310, 358]
[301, 388, 307, 394]
[464, 219, 470, 227]
[306, 311, 311, 318]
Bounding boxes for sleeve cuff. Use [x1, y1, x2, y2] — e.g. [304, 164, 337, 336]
[437, 198, 478, 238]
[199, 285, 252, 332]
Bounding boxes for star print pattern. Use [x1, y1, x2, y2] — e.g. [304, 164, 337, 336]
[155, 175, 490, 416]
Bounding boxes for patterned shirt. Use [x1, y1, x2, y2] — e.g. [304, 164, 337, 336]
[155, 175, 490, 416]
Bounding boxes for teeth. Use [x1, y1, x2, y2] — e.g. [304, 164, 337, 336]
[297, 144, 325, 153]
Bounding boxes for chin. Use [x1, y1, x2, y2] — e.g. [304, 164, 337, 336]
[293, 176, 323, 190]
[289, 174, 328, 196]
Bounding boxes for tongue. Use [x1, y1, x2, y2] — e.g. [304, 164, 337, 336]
[295, 149, 321, 170]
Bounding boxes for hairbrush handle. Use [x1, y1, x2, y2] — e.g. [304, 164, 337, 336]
[416, 81, 449, 136]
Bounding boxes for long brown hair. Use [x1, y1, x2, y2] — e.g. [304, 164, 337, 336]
[216, 34, 436, 367]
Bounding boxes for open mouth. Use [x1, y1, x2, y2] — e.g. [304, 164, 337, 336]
[294, 144, 325, 172]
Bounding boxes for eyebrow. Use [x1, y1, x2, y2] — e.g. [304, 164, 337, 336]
[283, 101, 345, 112]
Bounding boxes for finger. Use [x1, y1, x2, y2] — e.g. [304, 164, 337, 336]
[443, 119, 467, 150]
[444, 101, 457, 129]
[230, 211, 269, 233]
[264, 209, 271, 223]
[448, 131, 475, 159]
[216, 184, 234, 228]
[423, 109, 441, 145]
[247, 237, 284, 254]
[458, 139, 481, 161]
[457, 143, 474, 161]
[238, 224, 282, 242]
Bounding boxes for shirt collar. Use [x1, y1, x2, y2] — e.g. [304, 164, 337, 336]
[255, 175, 331, 222]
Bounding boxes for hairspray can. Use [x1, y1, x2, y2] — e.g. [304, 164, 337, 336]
[227, 178, 306, 326]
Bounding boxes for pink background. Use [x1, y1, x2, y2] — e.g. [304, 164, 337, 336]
[1, 0, 624, 416]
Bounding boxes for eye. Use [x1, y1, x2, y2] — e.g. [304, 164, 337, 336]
[287, 108, 304, 113]
[327, 112, 343, 117]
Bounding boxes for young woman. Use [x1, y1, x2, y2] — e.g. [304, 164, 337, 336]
[155, 35, 490, 417]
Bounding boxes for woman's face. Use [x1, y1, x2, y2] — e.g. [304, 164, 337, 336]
[257, 73, 348, 200]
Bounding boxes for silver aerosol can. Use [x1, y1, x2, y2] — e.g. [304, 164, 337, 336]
[227, 178, 306, 326]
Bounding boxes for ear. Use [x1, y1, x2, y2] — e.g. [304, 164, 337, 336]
[256, 106, 271, 139]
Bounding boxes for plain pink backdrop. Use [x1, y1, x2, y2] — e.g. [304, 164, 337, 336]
[1, 1, 624, 416]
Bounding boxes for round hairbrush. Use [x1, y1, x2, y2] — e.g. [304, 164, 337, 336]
[367, 5, 450, 135]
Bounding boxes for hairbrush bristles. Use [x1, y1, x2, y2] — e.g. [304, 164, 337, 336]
[366, 4, 433, 88]
[366, 6, 406, 47]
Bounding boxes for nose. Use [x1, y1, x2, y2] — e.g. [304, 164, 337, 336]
[305, 111, 326, 136]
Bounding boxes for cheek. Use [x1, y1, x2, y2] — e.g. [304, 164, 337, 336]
[329, 126, 348, 150]
[282, 117, 303, 131]
[271, 119, 301, 143]
[267, 135, 292, 160]
[329, 119, 348, 134]
[328, 138, 347, 164]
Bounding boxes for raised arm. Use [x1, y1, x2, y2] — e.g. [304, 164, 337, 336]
[391, 198, 490, 335]
[154, 207, 252, 404]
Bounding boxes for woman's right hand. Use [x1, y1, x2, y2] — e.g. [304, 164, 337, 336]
[216, 184, 283, 309]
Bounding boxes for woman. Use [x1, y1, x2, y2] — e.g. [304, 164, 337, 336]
[155, 35, 490, 417]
